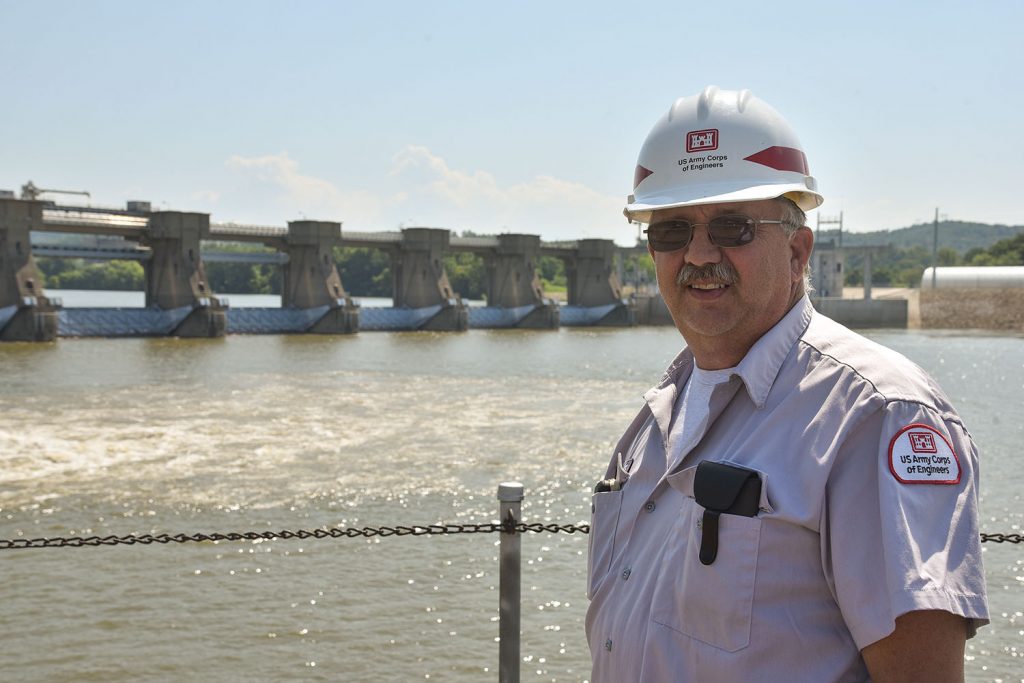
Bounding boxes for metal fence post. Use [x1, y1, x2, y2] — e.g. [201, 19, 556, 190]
[497, 481, 523, 683]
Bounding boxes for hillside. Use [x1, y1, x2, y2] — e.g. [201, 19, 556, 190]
[815, 221, 1024, 253]
[813, 221, 1024, 287]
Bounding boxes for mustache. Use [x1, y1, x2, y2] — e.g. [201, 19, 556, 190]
[675, 262, 739, 287]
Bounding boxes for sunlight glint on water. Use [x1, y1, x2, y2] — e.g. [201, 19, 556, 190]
[0, 323, 1021, 682]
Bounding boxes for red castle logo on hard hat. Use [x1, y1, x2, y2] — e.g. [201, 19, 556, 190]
[686, 129, 718, 153]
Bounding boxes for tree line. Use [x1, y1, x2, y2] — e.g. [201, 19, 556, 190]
[842, 233, 1024, 287]
[34, 248, 578, 299]
[33, 231, 1021, 296]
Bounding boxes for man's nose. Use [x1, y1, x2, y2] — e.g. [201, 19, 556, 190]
[684, 224, 722, 266]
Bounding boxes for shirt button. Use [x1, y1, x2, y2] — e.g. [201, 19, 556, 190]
[644, 501, 656, 512]
[621, 567, 631, 580]
[605, 638, 613, 651]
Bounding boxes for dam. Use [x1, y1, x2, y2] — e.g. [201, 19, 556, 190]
[1, 196, 641, 341]
[1, 194, 921, 342]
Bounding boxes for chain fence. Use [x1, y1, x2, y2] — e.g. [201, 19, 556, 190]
[0, 499, 1019, 683]
[979, 532, 1024, 544]
[0, 523, 1019, 551]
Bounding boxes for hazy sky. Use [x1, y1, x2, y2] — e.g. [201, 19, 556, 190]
[2, 1, 1021, 244]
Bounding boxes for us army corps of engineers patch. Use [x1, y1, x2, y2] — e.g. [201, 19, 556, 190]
[888, 423, 961, 485]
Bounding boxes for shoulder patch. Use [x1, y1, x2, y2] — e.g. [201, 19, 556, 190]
[888, 423, 961, 485]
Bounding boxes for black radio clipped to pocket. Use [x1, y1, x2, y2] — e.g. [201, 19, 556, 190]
[693, 461, 762, 566]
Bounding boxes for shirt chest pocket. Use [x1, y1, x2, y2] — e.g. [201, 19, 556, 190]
[587, 488, 624, 600]
[650, 467, 767, 653]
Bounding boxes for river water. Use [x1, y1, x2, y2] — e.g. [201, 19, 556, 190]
[0, 292, 1021, 682]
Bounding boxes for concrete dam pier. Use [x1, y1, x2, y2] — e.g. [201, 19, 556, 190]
[0, 197, 637, 341]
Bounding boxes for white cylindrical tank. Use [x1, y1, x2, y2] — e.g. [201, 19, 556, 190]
[920, 266, 1024, 289]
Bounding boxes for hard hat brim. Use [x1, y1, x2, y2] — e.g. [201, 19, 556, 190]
[624, 180, 823, 224]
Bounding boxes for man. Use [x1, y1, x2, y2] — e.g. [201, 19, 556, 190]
[586, 86, 988, 682]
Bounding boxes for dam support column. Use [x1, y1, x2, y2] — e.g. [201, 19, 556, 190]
[0, 198, 59, 341]
[486, 234, 558, 329]
[564, 239, 634, 326]
[283, 220, 358, 333]
[144, 211, 226, 337]
[392, 227, 467, 331]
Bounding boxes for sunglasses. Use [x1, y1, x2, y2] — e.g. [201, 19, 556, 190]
[644, 215, 788, 252]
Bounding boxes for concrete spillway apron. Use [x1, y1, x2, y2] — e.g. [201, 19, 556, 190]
[226, 306, 332, 334]
[58, 305, 194, 337]
[468, 304, 541, 328]
[359, 305, 444, 331]
[560, 303, 620, 326]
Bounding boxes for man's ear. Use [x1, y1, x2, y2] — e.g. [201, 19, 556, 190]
[789, 227, 813, 282]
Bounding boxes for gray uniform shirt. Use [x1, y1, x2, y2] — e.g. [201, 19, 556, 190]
[586, 296, 989, 682]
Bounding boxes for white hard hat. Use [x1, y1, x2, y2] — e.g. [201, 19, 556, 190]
[624, 86, 823, 224]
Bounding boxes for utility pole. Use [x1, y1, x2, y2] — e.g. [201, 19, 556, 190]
[931, 207, 939, 290]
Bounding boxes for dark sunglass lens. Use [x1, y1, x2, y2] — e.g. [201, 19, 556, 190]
[646, 222, 693, 251]
[708, 216, 755, 247]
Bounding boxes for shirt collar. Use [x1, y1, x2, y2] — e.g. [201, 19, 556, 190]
[733, 294, 814, 408]
[644, 294, 814, 414]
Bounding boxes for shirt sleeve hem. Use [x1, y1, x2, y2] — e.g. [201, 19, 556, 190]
[847, 589, 990, 651]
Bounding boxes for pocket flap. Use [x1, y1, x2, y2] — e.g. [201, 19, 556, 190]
[694, 461, 761, 515]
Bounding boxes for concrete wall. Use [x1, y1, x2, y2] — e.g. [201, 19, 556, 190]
[143, 211, 226, 337]
[811, 297, 907, 328]
[282, 220, 358, 334]
[565, 239, 624, 307]
[632, 293, 674, 326]
[920, 288, 1024, 331]
[389, 228, 468, 331]
[0, 198, 59, 341]
[0, 199, 44, 307]
[392, 227, 458, 308]
[144, 211, 215, 309]
[487, 233, 545, 308]
[811, 243, 845, 298]
[612, 292, 911, 329]
[283, 220, 347, 308]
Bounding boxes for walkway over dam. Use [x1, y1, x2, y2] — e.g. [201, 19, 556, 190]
[1, 197, 641, 341]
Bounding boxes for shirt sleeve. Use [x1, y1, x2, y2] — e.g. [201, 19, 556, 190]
[821, 399, 989, 650]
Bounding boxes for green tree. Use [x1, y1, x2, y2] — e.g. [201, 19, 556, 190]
[35, 257, 76, 287]
[249, 264, 280, 294]
[204, 262, 280, 294]
[48, 260, 144, 290]
[537, 255, 566, 290]
[622, 253, 655, 289]
[870, 266, 893, 287]
[962, 247, 984, 263]
[336, 247, 392, 297]
[967, 233, 1024, 266]
[937, 247, 960, 266]
[443, 252, 486, 300]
